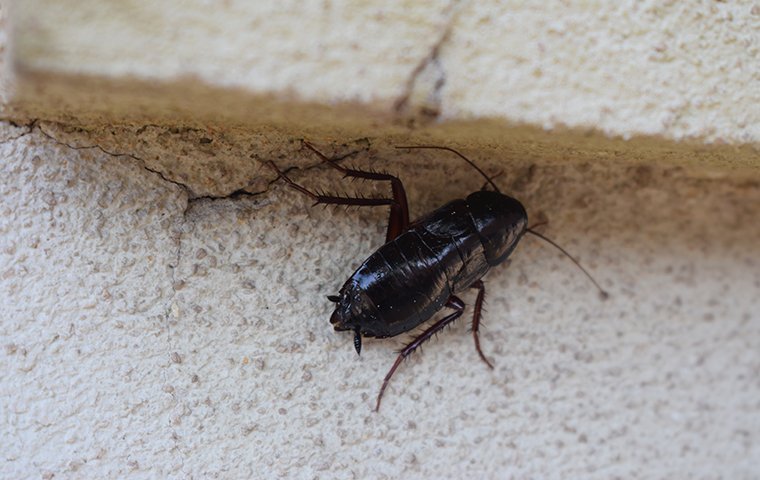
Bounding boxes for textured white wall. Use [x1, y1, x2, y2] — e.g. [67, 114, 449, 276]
[2, 122, 759, 478]
[440, 1, 760, 142]
[10, 1, 760, 144]
[2, 1, 760, 478]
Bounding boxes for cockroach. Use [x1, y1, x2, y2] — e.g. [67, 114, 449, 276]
[267, 142, 607, 411]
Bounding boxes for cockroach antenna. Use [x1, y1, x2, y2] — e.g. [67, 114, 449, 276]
[525, 228, 609, 299]
[396, 145, 608, 299]
[395, 145, 501, 193]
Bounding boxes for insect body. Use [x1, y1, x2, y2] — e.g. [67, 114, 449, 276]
[268, 142, 606, 411]
[330, 190, 526, 342]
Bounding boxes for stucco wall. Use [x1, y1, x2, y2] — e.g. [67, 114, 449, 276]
[8, 1, 760, 147]
[1, 1, 759, 479]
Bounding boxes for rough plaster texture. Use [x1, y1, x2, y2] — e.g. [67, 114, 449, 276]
[8, 1, 760, 147]
[2, 122, 759, 478]
[440, 1, 760, 143]
[2, 0, 760, 478]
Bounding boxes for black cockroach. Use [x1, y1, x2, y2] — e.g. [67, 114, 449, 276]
[267, 142, 607, 411]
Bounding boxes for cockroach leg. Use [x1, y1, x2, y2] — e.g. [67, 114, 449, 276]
[470, 280, 494, 369]
[302, 141, 409, 242]
[266, 160, 395, 208]
[375, 296, 465, 411]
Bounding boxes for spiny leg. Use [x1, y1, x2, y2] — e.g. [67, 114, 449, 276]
[266, 160, 394, 208]
[470, 280, 494, 369]
[303, 141, 410, 242]
[375, 296, 465, 412]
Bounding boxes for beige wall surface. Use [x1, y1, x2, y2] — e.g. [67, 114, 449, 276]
[1, 1, 759, 478]
[9, 1, 760, 147]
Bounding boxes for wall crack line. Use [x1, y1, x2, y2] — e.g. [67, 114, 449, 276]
[35, 123, 193, 194]
[393, 0, 464, 117]
[1, 119, 39, 143]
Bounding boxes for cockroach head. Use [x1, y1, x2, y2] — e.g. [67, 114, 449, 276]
[328, 295, 354, 331]
[328, 301, 363, 355]
[329, 308, 350, 331]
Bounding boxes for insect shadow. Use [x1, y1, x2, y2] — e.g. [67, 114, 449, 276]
[267, 141, 607, 411]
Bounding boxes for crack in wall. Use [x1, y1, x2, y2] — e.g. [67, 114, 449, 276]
[5, 123, 378, 417]
[6, 119, 286, 472]
[181, 141, 371, 209]
[393, 0, 463, 118]
[34, 121, 283, 204]
[23, 122, 190, 380]
[0, 119, 38, 143]
[35, 123, 193, 193]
